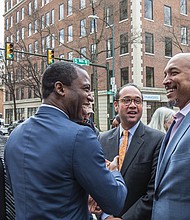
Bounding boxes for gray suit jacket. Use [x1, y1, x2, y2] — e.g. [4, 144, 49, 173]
[152, 111, 190, 220]
[99, 121, 164, 220]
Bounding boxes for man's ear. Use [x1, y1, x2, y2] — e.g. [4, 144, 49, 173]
[54, 81, 65, 96]
[114, 101, 118, 113]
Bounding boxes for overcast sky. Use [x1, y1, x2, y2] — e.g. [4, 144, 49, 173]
[0, 1, 4, 46]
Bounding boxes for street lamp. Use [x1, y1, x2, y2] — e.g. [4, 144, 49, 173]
[88, 15, 115, 128]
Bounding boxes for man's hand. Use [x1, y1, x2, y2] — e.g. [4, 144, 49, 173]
[106, 155, 119, 171]
[88, 195, 102, 215]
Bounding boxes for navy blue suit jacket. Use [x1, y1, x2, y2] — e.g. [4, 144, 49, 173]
[4, 105, 127, 220]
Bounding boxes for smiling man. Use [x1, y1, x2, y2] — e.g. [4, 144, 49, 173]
[98, 83, 164, 220]
[4, 62, 127, 220]
[152, 53, 190, 220]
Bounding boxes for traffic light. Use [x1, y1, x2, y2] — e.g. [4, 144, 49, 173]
[5, 42, 14, 60]
[47, 49, 54, 65]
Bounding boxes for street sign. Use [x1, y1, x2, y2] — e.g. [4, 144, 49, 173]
[73, 58, 90, 66]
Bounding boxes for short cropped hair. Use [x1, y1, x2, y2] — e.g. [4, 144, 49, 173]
[115, 83, 143, 101]
[42, 62, 84, 99]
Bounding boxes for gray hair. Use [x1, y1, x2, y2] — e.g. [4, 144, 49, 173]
[148, 107, 175, 133]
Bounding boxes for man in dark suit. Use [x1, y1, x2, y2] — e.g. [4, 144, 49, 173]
[99, 84, 164, 220]
[4, 62, 127, 220]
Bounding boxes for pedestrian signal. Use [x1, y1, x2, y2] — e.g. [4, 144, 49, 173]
[5, 42, 14, 60]
[47, 49, 54, 65]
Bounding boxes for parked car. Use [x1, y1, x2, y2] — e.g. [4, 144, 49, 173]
[0, 119, 8, 136]
[8, 120, 24, 135]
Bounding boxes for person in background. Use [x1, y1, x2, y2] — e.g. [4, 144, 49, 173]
[152, 53, 190, 220]
[4, 62, 127, 220]
[82, 102, 99, 136]
[111, 114, 120, 128]
[148, 106, 175, 133]
[98, 83, 164, 220]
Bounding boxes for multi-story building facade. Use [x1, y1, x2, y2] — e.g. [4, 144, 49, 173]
[3, 0, 190, 130]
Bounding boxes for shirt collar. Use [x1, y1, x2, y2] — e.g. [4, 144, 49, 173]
[119, 121, 140, 138]
[40, 104, 69, 119]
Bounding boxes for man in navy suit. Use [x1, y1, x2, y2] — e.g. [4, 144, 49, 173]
[4, 62, 127, 220]
[152, 53, 190, 220]
[99, 84, 164, 220]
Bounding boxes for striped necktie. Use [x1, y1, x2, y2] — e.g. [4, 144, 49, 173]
[119, 130, 128, 171]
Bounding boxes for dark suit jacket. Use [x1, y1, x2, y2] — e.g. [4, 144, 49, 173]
[99, 121, 164, 220]
[4, 105, 127, 220]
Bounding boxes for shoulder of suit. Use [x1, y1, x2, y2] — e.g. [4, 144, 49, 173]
[144, 124, 165, 137]
[99, 127, 118, 138]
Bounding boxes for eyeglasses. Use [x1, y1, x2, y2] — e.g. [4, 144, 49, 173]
[117, 97, 142, 106]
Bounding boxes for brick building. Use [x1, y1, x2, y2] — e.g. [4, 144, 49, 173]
[3, 0, 190, 130]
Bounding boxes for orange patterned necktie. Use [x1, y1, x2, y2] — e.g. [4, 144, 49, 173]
[119, 130, 128, 171]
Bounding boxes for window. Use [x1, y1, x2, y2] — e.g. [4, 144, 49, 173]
[16, 11, 19, 23]
[120, 0, 128, 21]
[121, 67, 129, 86]
[90, 18, 97, 33]
[164, 5, 172, 26]
[21, 88, 24, 99]
[181, 26, 188, 44]
[59, 29, 64, 44]
[106, 38, 113, 58]
[34, 0, 37, 11]
[165, 37, 172, 57]
[34, 40, 38, 53]
[146, 67, 154, 87]
[34, 20, 38, 33]
[90, 43, 96, 54]
[42, 0, 45, 7]
[46, 12, 50, 26]
[105, 6, 113, 26]
[80, 0, 85, 9]
[68, 25, 73, 42]
[144, 0, 153, 20]
[145, 32, 154, 54]
[180, 0, 187, 15]
[10, 16, 13, 27]
[46, 35, 50, 48]
[80, 47, 86, 58]
[16, 30, 19, 42]
[120, 33, 128, 54]
[21, 27, 25, 39]
[41, 15, 45, 29]
[68, 0, 72, 15]
[6, 19, 8, 31]
[28, 2, 32, 15]
[80, 19, 86, 37]
[59, 4, 64, 20]
[28, 44, 32, 54]
[28, 23, 32, 36]
[68, 51, 73, 60]
[21, 8, 24, 20]
[28, 88, 32, 99]
[42, 37, 45, 53]
[51, 9, 54, 24]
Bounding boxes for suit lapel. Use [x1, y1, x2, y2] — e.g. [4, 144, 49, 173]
[121, 122, 144, 175]
[155, 112, 190, 190]
[105, 128, 120, 160]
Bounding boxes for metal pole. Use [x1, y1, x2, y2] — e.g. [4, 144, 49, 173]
[111, 25, 115, 119]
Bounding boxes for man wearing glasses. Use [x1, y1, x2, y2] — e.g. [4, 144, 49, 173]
[98, 83, 164, 220]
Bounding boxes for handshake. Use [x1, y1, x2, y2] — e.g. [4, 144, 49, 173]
[106, 155, 119, 172]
